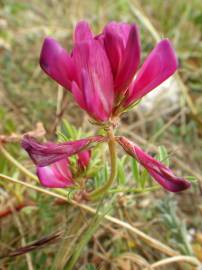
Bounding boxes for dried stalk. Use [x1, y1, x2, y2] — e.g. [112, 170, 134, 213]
[0, 173, 180, 258]
[9, 202, 34, 270]
[0, 122, 45, 144]
[145, 255, 201, 269]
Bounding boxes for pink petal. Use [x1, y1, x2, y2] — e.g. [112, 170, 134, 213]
[40, 37, 76, 90]
[71, 81, 87, 110]
[103, 22, 140, 94]
[37, 159, 73, 188]
[22, 135, 106, 167]
[72, 40, 114, 121]
[74, 21, 93, 44]
[104, 22, 131, 48]
[71, 41, 89, 88]
[117, 136, 191, 192]
[102, 26, 124, 78]
[125, 39, 178, 106]
[81, 69, 110, 121]
[114, 24, 141, 94]
[103, 22, 130, 78]
[77, 150, 91, 169]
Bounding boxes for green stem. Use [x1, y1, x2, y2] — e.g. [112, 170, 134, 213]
[87, 128, 117, 200]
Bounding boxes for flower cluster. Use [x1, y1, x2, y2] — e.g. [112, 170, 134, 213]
[22, 21, 191, 195]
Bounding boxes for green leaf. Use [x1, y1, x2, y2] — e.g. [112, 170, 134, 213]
[60, 120, 77, 140]
[185, 176, 197, 182]
[158, 146, 170, 166]
[103, 164, 109, 183]
[57, 130, 69, 142]
[86, 264, 97, 270]
[117, 158, 126, 185]
[139, 168, 149, 189]
[131, 158, 139, 183]
[64, 205, 111, 270]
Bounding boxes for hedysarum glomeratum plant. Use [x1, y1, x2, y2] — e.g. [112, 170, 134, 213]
[22, 21, 191, 200]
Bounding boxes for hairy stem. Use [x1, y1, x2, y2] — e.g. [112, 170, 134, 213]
[87, 128, 117, 200]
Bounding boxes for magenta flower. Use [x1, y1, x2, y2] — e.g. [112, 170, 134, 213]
[117, 136, 190, 192]
[22, 135, 106, 167]
[37, 159, 73, 188]
[40, 21, 177, 121]
[22, 21, 190, 194]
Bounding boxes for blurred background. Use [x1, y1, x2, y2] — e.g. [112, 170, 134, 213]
[0, 0, 202, 269]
